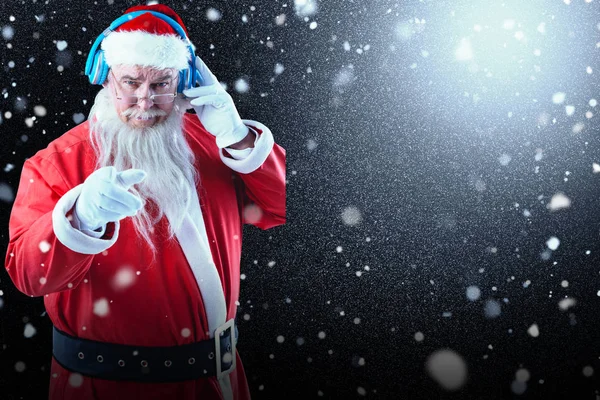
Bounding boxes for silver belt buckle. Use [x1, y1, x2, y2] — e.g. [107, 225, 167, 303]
[214, 318, 236, 380]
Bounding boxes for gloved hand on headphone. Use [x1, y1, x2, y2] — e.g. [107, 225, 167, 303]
[183, 56, 250, 149]
[73, 166, 146, 232]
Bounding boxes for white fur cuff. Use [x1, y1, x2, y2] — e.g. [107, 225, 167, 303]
[219, 120, 275, 174]
[52, 184, 120, 255]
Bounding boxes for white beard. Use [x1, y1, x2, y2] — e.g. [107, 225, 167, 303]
[88, 88, 199, 255]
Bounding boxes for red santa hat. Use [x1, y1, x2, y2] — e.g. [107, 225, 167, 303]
[100, 4, 191, 71]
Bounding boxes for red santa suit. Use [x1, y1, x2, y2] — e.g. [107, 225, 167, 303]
[5, 113, 286, 400]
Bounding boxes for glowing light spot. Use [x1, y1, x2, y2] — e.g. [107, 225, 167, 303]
[503, 19, 516, 30]
[455, 38, 473, 61]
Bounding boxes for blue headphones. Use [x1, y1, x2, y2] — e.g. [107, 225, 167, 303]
[85, 10, 202, 92]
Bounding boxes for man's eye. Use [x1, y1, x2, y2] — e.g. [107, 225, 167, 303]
[155, 82, 168, 87]
[125, 81, 138, 86]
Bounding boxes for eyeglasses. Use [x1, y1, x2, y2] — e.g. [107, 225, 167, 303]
[110, 70, 178, 105]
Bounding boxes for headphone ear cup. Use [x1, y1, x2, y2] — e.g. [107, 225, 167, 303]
[97, 52, 110, 85]
[89, 50, 109, 85]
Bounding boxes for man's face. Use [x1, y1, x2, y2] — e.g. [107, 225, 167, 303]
[105, 65, 179, 129]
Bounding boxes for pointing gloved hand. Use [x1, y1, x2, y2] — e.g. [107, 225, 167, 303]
[183, 56, 250, 149]
[73, 166, 146, 232]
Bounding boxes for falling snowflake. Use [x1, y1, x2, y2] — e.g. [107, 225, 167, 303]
[546, 237, 560, 251]
[547, 193, 571, 211]
[527, 323, 539, 337]
[206, 8, 222, 22]
[294, 0, 318, 17]
[234, 78, 249, 94]
[426, 349, 468, 391]
[552, 92, 566, 104]
[93, 298, 109, 317]
[341, 206, 362, 226]
[466, 286, 481, 301]
[39, 241, 51, 253]
[24, 323, 37, 338]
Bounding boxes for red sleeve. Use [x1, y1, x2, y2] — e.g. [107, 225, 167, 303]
[5, 158, 95, 297]
[236, 143, 286, 230]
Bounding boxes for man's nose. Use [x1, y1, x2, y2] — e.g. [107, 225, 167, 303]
[137, 97, 154, 111]
[136, 84, 154, 111]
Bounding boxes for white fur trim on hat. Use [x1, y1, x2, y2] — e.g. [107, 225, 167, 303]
[101, 30, 190, 70]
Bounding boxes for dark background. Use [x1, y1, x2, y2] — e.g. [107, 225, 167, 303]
[1, 0, 600, 399]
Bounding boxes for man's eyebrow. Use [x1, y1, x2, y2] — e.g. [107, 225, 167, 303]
[153, 74, 174, 81]
[119, 74, 173, 81]
[120, 75, 141, 81]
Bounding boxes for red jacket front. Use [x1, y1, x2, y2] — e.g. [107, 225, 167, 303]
[5, 113, 286, 400]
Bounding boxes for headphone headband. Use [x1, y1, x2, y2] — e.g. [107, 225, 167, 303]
[85, 10, 201, 91]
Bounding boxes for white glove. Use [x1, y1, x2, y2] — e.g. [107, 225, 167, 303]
[183, 56, 250, 149]
[73, 166, 146, 232]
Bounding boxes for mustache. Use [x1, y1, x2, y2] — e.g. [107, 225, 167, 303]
[120, 107, 168, 119]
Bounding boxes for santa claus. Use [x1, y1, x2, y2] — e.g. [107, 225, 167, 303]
[4, 4, 285, 400]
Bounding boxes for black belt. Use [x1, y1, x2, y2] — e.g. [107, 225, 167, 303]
[52, 321, 238, 383]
